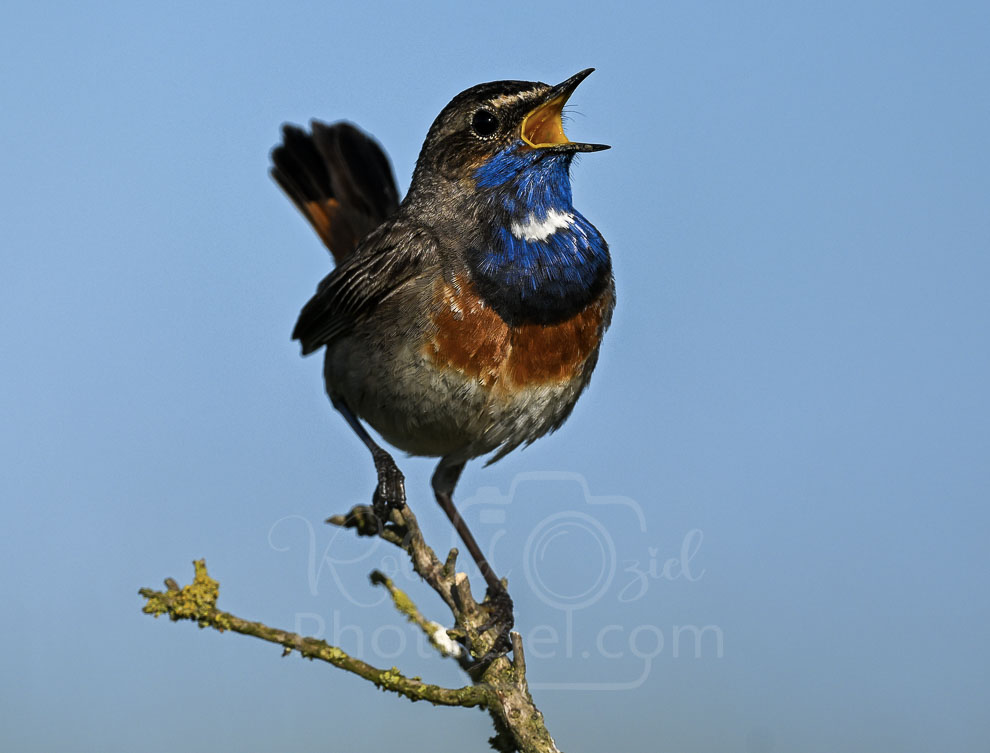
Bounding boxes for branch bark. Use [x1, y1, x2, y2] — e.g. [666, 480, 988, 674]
[140, 499, 562, 752]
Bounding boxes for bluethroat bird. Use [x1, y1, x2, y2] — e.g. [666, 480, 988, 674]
[271, 69, 613, 652]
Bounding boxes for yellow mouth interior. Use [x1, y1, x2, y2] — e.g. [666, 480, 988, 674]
[521, 96, 570, 148]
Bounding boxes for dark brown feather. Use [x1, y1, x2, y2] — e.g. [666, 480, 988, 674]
[270, 121, 400, 263]
[291, 221, 440, 354]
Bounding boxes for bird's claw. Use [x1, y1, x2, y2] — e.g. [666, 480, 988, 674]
[371, 450, 406, 520]
[475, 587, 514, 663]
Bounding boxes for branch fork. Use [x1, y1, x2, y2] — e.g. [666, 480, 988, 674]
[141, 499, 560, 752]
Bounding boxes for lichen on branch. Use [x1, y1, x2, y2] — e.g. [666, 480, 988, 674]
[140, 497, 563, 752]
[139, 560, 486, 709]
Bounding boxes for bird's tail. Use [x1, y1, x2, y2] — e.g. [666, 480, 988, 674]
[270, 121, 400, 263]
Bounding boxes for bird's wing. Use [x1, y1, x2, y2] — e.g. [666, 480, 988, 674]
[292, 221, 440, 355]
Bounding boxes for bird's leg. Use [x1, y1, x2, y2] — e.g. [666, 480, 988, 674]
[331, 397, 406, 519]
[432, 459, 514, 659]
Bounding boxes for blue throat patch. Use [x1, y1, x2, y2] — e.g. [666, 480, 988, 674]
[469, 145, 610, 325]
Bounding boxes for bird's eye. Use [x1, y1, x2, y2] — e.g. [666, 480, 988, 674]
[471, 109, 500, 138]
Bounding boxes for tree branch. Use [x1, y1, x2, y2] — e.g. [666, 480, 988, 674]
[369, 570, 464, 660]
[140, 560, 486, 708]
[141, 494, 564, 752]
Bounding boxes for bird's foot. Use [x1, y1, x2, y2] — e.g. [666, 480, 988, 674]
[475, 586, 514, 664]
[371, 449, 406, 520]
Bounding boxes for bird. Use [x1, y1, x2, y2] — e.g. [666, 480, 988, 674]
[270, 69, 614, 653]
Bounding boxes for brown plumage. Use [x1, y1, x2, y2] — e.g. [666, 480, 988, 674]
[270, 121, 399, 262]
[426, 276, 611, 389]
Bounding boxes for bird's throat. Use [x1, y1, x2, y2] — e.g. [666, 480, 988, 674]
[468, 148, 610, 325]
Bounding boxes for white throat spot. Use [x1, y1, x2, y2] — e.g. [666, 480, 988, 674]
[510, 209, 575, 242]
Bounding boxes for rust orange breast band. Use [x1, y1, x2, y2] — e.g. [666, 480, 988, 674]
[425, 278, 609, 389]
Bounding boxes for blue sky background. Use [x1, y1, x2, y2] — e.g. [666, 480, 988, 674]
[2, 2, 989, 751]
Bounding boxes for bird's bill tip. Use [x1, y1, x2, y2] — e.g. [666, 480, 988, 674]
[520, 68, 604, 152]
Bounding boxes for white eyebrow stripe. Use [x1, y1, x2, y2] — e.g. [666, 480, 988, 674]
[489, 91, 537, 108]
[510, 209, 575, 241]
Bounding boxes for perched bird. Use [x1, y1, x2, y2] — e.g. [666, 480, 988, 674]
[271, 69, 613, 650]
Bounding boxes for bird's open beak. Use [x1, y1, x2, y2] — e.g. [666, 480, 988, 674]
[521, 68, 610, 153]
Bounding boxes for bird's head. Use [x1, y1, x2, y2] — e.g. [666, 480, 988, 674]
[410, 69, 608, 199]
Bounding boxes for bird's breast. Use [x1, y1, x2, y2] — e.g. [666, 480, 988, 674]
[424, 275, 612, 391]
